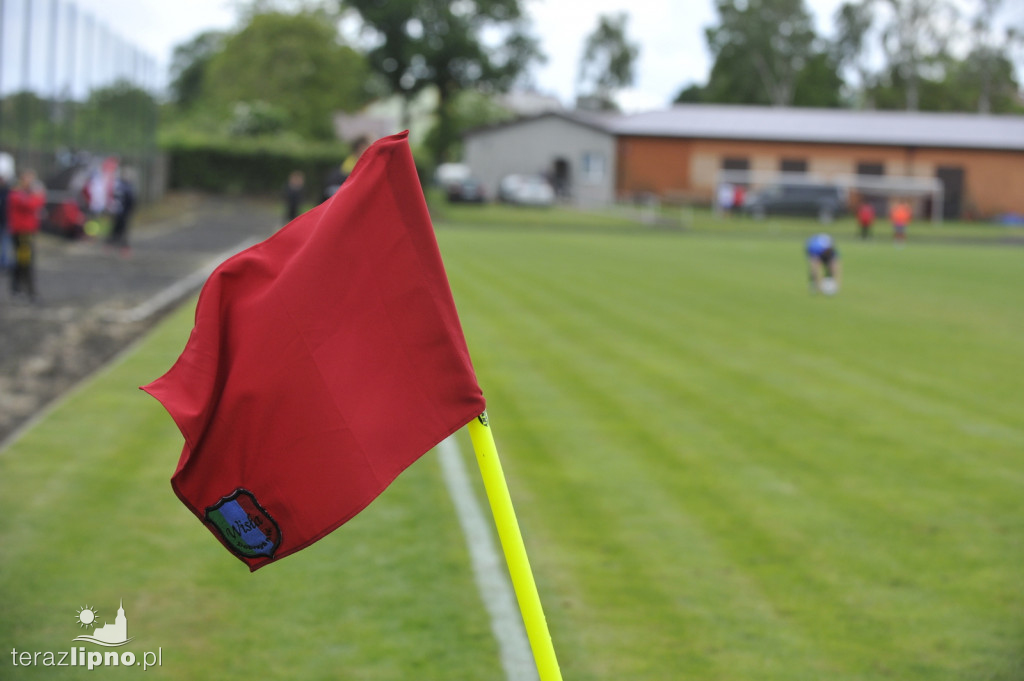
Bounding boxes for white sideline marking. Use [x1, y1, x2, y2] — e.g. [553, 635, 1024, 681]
[108, 237, 259, 323]
[437, 435, 539, 681]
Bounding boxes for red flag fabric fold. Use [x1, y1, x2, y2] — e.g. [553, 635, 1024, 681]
[142, 131, 485, 570]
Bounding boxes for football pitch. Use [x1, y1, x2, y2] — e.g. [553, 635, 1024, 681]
[2, 208, 1022, 680]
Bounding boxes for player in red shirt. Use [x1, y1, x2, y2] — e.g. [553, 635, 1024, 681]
[856, 201, 875, 239]
[7, 169, 46, 301]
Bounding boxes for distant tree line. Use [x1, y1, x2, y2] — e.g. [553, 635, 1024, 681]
[677, 0, 1023, 113]
[164, 0, 1022, 181]
[0, 83, 158, 154]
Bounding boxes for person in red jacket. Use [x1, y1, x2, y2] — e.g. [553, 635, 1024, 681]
[7, 169, 46, 301]
[856, 201, 875, 239]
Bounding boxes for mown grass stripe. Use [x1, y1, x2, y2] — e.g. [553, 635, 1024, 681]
[449, 238, 843, 677]
[439, 225, 1024, 679]
[3, 212, 1022, 680]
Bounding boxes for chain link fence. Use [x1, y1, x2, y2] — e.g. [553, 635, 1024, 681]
[0, 0, 166, 203]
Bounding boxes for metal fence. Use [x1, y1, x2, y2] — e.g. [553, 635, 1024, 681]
[0, 0, 166, 202]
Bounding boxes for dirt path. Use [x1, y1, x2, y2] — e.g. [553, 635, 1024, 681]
[0, 193, 282, 444]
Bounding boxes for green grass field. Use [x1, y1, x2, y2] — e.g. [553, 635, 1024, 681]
[2, 205, 1022, 680]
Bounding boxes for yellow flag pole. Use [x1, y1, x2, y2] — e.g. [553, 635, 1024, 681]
[467, 411, 563, 681]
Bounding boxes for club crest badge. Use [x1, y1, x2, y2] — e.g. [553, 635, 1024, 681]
[205, 489, 282, 559]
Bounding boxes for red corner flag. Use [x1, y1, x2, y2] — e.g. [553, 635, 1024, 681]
[142, 132, 485, 570]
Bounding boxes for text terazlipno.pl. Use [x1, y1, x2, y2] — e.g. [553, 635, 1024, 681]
[9, 647, 162, 671]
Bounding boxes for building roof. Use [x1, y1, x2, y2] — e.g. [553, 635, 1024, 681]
[608, 104, 1024, 151]
[463, 110, 618, 138]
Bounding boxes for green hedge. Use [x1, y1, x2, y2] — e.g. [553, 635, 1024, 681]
[164, 138, 350, 200]
[164, 135, 440, 202]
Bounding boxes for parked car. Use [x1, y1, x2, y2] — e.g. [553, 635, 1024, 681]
[446, 178, 487, 204]
[743, 183, 846, 222]
[41, 163, 93, 238]
[498, 174, 555, 207]
[435, 162, 471, 187]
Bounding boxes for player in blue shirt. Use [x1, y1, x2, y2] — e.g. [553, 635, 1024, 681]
[805, 233, 842, 294]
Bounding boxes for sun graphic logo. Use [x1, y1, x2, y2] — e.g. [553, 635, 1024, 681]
[72, 599, 133, 646]
[76, 605, 99, 629]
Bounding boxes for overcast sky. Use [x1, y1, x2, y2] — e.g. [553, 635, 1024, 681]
[0, 0, 998, 111]
[530, 0, 846, 110]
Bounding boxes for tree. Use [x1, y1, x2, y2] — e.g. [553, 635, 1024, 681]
[673, 82, 707, 103]
[168, 31, 227, 111]
[0, 92, 53, 148]
[422, 89, 515, 163]
[955, 49, 1022, 113]
[833, 1, 876, 105]
[792, 52, 844, 107]
[343, 0, 544, 163]
[963, 0, 1023, 113]
[204, 10, 370, 139]
[833, 0, 1020, 112]
[703, 42, 774, 105]
[705, 0, 824, 106]
[576, 13, 640, 111]
[76, 82, 159, 152]
[869, 0, 959, 110]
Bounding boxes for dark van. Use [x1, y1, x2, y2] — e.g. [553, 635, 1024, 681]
[743, 184, 846, 222]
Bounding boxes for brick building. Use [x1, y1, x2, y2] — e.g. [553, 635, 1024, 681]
[464, 104, 1024, 219]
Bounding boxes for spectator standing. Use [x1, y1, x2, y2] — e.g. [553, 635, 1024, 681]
[321, 136, 371, 201]
[284, 170, 305, 223]
[7, 170, 46, 302]
[717, 182, 735, 216]
[732, 184, 746, 214]
[0, 173, 10, 269]
[107, 168, 137, 255]
[890, 200, 911, 243]
[340, 136, 370, 179]
[856, 201, 875, 239]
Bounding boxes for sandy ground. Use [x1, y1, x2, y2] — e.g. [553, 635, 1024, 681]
[0, 193, 282, 444]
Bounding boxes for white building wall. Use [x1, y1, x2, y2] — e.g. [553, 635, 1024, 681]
[463, 116, 616, 207]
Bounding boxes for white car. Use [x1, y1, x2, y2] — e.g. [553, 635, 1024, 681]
[498, 174, 555, 206]
[435, 162, 471, 187]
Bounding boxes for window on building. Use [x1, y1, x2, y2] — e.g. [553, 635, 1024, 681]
[780, 158, 808, 173]
[721, 157, 750, 186]
[581, 152, 606, 183]
[722, 157, 750, 171]
[856, 162, 884, 176]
